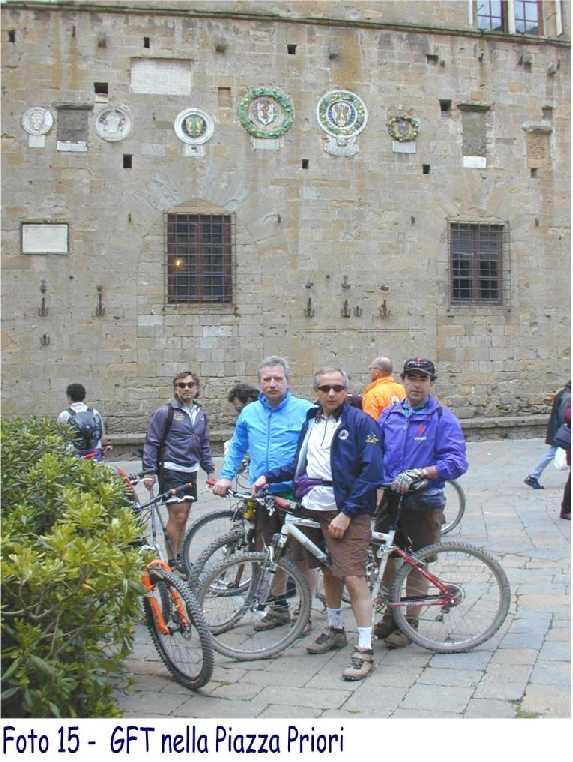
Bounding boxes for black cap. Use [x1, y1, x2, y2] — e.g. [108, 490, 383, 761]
[402, 358, 436, 379]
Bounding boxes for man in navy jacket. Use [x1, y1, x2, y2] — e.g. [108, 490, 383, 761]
[376, 357, 468, 648]
[255, 368, 384, 681]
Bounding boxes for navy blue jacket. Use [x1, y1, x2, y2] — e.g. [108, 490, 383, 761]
[265, 403, 384, 516]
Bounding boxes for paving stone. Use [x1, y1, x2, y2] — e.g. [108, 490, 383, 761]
[464, 699, 517, 718]
[417, 668, 483, 687]
[544, 627, 571, 642]
[399, 684, 474, 713]
[206, 681, 265, 701]
[429, 651, 492, 671]
[255, 686, 352, 710]
[528, 661, 570, 687]
[489, 649, 538, 666]
[342, 685, 407, 713]
[176, 697, 267, 718]
[537, 641, 570, 661]
[519, 685, 571, 718]
[117, 691, 189, 716]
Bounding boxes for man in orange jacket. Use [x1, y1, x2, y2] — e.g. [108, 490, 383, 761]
[362, 357, 405, 421]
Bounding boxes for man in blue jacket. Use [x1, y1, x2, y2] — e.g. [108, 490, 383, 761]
[255, 368, 384, 681]
[212, 356, 314, 630]
[376, 357, 468, 648]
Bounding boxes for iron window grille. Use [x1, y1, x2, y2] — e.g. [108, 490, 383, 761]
[449, 223, 509, 306]
[166, 213, 234, 304]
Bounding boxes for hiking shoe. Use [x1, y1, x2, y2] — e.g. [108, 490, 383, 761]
[342, 648, 375, 681]
[254, 604, 290, 631]
[384, 619, 418, 649]
[560, 512, 571, 520]
[373, 612, 397, 640]
[306, 627, 347, 654]
[524, 476, 544, 490]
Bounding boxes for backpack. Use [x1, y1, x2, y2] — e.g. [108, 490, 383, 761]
[67, 407, 102, 453]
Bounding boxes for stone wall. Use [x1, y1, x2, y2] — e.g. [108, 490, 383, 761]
[1, 0, 570, 434]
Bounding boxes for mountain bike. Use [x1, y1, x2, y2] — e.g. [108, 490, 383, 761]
[183, 477, 466, 581]
[125, 475, 214, 689]
[197, 484, 510, 661]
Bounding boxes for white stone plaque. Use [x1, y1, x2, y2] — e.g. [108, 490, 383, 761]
[57, 141, 88, 152]
[130, 59, 191, 95]
[28, 134, 46, 148]
[463, 155, 487, 168]
[251, 137, 282, 151]
[392, 140, 416, 154]
[22, 224, 69, 254]
[183, 144, 205, 157]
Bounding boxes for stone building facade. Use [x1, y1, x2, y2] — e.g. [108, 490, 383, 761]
[1, 0, 570, 437]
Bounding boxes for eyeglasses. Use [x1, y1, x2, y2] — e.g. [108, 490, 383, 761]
[176, 382, 196, 389]
[317, 384, 346, 394]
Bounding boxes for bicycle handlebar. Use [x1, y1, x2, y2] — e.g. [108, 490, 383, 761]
[134, 482, 196, 512]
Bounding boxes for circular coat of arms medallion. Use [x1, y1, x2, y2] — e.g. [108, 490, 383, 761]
[22, 106, 54, 135]
[316, 90, 368, 138]
[174, 108, 214, 145]
[238, 87, 294, 138]
[386, 115, 420, 142]
[95, 105, 132, 142]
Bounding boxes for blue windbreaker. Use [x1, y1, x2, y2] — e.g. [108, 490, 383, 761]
[378, 396, 468, 488]
[265, 404, 384, 516]
[220, 392, 314, 493]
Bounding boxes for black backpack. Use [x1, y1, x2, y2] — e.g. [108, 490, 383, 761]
[67, 408, 102, 452]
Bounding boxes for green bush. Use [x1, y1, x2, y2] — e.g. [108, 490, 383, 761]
[1, 417, 143, 717]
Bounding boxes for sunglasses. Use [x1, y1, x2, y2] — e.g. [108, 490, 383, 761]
[317, 384, 346, 394]
[176, 382, 196, 389]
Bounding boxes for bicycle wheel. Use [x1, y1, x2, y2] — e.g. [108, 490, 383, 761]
[181, 509, 235, 577]
[441, 481, 466, 535]
[144, 566, 214, 689]
[195, 528, 250, 582]
[198, 551, 311, 661]
[390, 542, 510, 653]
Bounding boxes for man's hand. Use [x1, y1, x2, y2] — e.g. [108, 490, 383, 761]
[143, 475, 156, 492]
[206, 473, 217, 488]
[212, 478, 232, 497]
[328, 512, 351, 540]
[252, 475, 267, 494]
[390, 468, 426, 494]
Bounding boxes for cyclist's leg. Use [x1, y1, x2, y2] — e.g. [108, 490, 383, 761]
[166, 501, 191, 559]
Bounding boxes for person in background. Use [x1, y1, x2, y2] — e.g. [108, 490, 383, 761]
[524, 381, 571, 490]
[142, 371, 215, 569]
[227, 383, 260, 415]
[362, 356, 405, 422]
[57, 383, 111, 461]
[560, 401, 571, 521]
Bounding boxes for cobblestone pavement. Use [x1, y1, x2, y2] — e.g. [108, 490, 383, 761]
[113, 438, 570, 719]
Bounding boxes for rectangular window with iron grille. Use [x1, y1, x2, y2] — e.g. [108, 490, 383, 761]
[167, 214, 233, 303]
[450, 223, 504, 305]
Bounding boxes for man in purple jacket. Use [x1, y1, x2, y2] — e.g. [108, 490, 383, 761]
[375, 358, 468, 648]
[143, 371, 215, 568]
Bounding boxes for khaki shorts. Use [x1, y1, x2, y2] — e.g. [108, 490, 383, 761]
[376, 492, 444, 553]
[289, 507, 371, 579]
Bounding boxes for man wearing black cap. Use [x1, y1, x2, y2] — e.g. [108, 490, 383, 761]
[375, 358, 468, 648]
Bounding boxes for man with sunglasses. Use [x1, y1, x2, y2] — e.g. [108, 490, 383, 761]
[143, 371, 215, 569]
[375, 358, 468, 648]
[254, 368, 384, 681]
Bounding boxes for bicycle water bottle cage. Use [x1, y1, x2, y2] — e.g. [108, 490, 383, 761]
[271, 531, 288, 557]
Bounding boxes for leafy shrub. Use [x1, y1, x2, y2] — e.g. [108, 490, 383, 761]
[1, 418, 143, 717]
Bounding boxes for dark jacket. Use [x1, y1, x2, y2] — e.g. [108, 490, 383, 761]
[546, 382, 571, 445]
[264, 403, 384, 516]
[143, 399, 214, 475]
